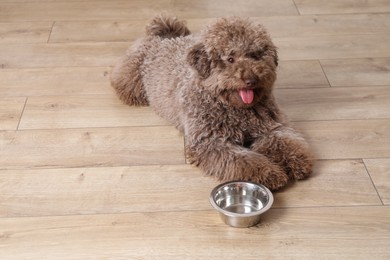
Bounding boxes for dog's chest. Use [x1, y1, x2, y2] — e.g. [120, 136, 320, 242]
[184, 89, 281, 146]
[199, 104, 277, 144]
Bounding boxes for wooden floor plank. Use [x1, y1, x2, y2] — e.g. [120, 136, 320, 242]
[0, 67, 112, 97]
[171, 0, 299, 18]
[276, 159, 382, 207]
[0, 159, 380, 218]
[49, 14, 390, 43]
[0, 127, 185, 170]
[297, 119, 390, 160]
[50, 20, 146, 43]
[0, 0, 296, 22]
[275, 86, 390, 121]
[295, 0, 390, 15]
[276, 60, 329, 88]
[0, 206, 388, 259]
[256, 13, 390, 37]
[321, 58, 390, 87]
[0, 0, 171, 22]
[0, 43, 128, 68]
[0, 165, 217, 217]
[275, 34, 390, 60]
[364, 158, 390, 205]
[0, 97, 26, 130]
[19, 95, 167, 129]
[0, 22, 53, 43]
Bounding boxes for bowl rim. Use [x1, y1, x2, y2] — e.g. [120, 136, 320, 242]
[209, 181, 274, 217]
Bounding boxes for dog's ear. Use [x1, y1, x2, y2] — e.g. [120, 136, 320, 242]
[187, 43, 211, 78]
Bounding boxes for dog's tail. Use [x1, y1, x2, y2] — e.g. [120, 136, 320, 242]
[146, 14, 190, 38]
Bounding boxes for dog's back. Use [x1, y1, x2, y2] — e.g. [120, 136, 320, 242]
[141, 16, 197, 129]
[110, 15, 193, 121]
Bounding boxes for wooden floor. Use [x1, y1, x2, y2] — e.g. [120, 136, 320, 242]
[1, 0, 390, 259]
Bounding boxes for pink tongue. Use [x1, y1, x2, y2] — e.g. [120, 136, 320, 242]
[239, 89, 254, 104]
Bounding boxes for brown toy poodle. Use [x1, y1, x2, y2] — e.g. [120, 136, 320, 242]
[110, 15, 313, 190]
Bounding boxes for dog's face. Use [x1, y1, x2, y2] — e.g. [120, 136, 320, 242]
[187, 18, 278, 108]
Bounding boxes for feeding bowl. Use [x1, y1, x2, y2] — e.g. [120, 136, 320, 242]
[209, 181, 274, 228]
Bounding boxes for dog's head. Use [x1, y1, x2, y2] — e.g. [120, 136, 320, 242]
[187, 17, 278, 108]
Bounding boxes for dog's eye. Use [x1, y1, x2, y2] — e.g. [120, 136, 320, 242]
[248, 51, 264, 61]
[227, 57, 234, 63]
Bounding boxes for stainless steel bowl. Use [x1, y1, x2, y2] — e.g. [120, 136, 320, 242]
[209, 181, 274, 228]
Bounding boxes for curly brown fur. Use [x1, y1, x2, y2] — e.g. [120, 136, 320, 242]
[110, 15, 190, 106]
[110, 15, 314, 191]
[146, 14, 190, 38]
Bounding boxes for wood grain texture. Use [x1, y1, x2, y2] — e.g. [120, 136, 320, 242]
[364, 158, 390, 205]
[50, 20, 147, 43]
[0, 0, 171, 22]
[171, 0, 299, 18]
[275, 159, 382, 207]
[256, 13, 390, 37]
[0, 67, 112, 97]
[19, 95, 167, 129]
[0, 160, 380, 218]
[48, 13, 390, 43]
[275, 34, 390, 60]
[0, 127, 185, 170]
[0, 43, 128, 68]
[295, 0, 390, 15]
[297, 119, 390, 160]
[275, 60, 329, 88]
[321, 58, 390, 87]
[0, 22, 52, 43]
[0, 165, 217, 217]
[0, 97, 26, 130]
[0, 207, 388, 259]
[0, 0, 297, 22]
[275, 86, 390, 121]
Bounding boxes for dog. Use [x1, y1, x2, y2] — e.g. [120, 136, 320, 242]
[110, 15, 313, 190]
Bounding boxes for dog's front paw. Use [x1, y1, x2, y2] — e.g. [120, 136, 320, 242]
[250, 132, 314, 183]
[249, 162, 289, 191]
[233, 152, 289, 191]
[286, 150, 313, 181]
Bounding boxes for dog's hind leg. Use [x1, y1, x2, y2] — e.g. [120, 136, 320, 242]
[110, 48, 149, 106]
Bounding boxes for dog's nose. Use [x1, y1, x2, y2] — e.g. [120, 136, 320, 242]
[245, 78, 257, 87]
